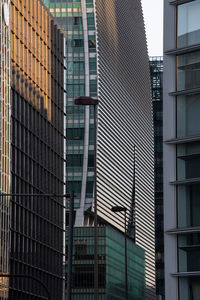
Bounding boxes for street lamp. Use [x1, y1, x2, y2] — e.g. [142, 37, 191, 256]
[74, 96, 99, 300]
[111, 206, 128, 300]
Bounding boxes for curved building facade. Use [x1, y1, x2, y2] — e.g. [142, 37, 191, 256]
[44, 0, 155, 298]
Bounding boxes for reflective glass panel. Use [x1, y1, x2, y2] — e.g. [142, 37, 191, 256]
[177, 143, 200, 180]
[177, 94, 200, 137]
[178, 184, 200, 228]
[177, 0, 200, 48]
[177, 51, 200, 91]
[178, 234, 200, 273]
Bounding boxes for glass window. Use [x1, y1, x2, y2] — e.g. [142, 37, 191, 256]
[177, 0, 200, 48]
[178, 234, 200, 273]
[177, 51, 200, 91]
[177, 143, 200, 180]
[179, 277, 200, 300]
[177, 94, 200, 137]
[178, 184, 200, 228]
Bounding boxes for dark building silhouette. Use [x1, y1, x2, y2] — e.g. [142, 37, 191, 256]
[150, 57, 164, 300]
[8, 0, 65, 299]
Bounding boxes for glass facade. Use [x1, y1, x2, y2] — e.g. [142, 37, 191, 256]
[9, 0, 65, 299]
[66, 226, 145, 300]
[164, 0, 200, 299]
[176, 2, 200, 298]
[43, 0, 97, 215]
[150, 57, 164, 299]
[0, 1, 11, 299]
[177, 0, 200, 48]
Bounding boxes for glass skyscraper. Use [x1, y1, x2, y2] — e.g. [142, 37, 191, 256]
[0, 1, 11, 299]
[164, 0, 200, 299]
[43, 0, 155, 298]
[6, 0, 65, 299]
[150, 57, 164, 299]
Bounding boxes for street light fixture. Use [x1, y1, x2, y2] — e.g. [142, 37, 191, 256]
[111, 206, 128, 300]
[74, 96, 99, 300]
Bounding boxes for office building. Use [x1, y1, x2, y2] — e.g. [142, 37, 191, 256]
[67, 226, 145, 300]
[164, 0, 200, 299]
[0, 1, 11, 299]
[8, 0, 65, 299]
[44, 0, 155, 298]
[150, 57, 164, 300]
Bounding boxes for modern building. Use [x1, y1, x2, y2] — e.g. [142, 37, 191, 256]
[67, 226, 145, 300]
[7, 0, 65, 299]
[43, 0, 155, 298]
[164, 0, 200, 299]
[150, 57, 165, 299]
[0, 1, 11, 299]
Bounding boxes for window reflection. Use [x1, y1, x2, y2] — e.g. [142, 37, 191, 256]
[177, 0, 200, 48]
[177, 51, 200, 91]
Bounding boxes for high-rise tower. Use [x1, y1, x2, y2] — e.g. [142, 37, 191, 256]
[0, 1, 11, 299]
[150, 57, 164, 300]
[8, 0, 65, 299]
[164, 0, 200, 299]
[44, 0, 155, 298]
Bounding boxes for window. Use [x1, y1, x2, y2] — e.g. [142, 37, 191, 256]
[177, 0, 200, 48]
[177, 94, 200, 137]
[177, 51, 200, 91]
[177, 143, 200, 181]
[178, 184, 200, 228]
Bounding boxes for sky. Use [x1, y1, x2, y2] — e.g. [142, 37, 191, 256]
[141, 0, 163, 57]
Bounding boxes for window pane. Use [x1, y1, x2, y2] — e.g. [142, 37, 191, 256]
[178, 184, 200, 228]
[177, 51, 200, 91]
[178, 234, 200, 273]
[177, 143, 200, 180]
[179, 277, 200, 300]
[177, 94, 200, 137]
[177, 0, 200, 48]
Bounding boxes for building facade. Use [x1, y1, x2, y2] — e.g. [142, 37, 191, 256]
[150, 57, 164, 299]
[67, 226, 145, 300]
[0, 1, 11, 299]
[164, 0, 200, 299]
[43, 0, 155, 298]
[8, 0, 65, 299]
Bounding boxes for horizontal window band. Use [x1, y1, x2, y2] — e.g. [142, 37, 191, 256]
[170, 0, 195, 6]
[166, 226, 200, 235]
[165, 44, 200, 56]
[169, 87, 200, 97]
[170, 178, 200, 185]
[165, 135, 200, 144]
[171, 272, 200, 277]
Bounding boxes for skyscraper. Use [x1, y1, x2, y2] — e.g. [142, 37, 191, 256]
[0, 1, 11, 299]
[164, 0, 200, 299]
[44, 0, 155, 298]
[5, 0, 65, 299]
[150, 57, 164, 299]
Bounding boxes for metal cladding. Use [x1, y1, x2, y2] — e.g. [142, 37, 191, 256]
[42, 0, 155, 298]
[95, 0, 155, 298]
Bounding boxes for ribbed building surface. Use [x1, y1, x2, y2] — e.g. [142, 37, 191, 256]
[43, 0, 155, 298]
[0, 1, 11, 299]
[95, 1, 155, 298]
